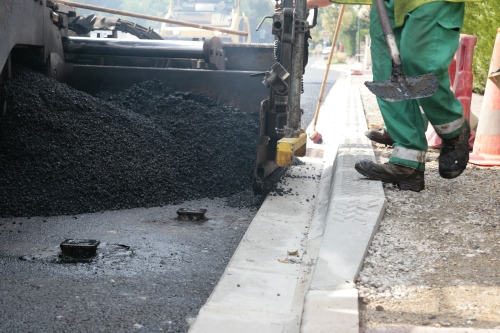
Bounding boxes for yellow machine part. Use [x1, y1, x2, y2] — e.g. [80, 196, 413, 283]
[161, 1, 251, 44]
[276, 132, 307, 167]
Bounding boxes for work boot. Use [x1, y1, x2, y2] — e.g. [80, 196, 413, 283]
[355, 160, 425, 192]
[364, 128, 395, 146]
[439, 120, 470, 179]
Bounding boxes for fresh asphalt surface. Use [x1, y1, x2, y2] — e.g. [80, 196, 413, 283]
[302, 55, 341, 129]
[0, 55, 339, 333]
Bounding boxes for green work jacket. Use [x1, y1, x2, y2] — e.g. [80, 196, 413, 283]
[329, 0, 481, 27]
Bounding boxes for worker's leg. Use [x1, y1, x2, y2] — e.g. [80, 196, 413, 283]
[364, 110, 427, 146]
[369, 0, 427, 171]
[354, 0, 425, 192]
[400, 2, 465, 140]
[400, 1, 470, 179]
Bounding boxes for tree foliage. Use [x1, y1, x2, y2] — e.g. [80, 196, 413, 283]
[462, 1, 500, 94]
[310, 3, 499, 93]
[310, 5, 369, 56]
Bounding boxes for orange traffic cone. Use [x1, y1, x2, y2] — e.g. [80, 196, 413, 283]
[469, 28, 500, 166]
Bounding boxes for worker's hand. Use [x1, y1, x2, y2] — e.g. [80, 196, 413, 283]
[307, 0, 332, 8]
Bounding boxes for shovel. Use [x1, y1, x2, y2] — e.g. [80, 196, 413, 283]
[365, 0, 439, 102]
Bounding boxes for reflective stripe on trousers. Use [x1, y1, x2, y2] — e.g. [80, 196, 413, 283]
[392, 146, 426, 164]
[433, 117, 465, 135]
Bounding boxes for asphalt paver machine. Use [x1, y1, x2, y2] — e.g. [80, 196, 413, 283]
[0, 0, 317, 193]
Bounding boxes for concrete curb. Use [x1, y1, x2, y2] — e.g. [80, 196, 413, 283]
[188, 152, 325, 333]
[300, 73, 387, 333]
[188, 65, 387, 333]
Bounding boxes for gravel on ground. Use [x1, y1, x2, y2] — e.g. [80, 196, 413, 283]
[351, 70, 500, 330]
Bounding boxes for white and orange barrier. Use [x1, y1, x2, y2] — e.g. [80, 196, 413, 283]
[469, 28, 500, 166]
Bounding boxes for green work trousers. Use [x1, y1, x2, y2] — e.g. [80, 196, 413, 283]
[370, 0, 465, 171]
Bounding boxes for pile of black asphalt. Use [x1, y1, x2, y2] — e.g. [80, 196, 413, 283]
[0, 67, 260, 217]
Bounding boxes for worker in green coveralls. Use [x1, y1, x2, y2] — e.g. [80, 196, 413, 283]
[307, 0, 480, 192]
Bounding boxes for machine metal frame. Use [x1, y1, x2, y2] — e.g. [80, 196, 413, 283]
[0, 0, 317, 194]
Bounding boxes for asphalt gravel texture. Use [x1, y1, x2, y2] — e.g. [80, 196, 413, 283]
[0, 68, 259, 217]
[0, 199, 258, 333]
[0, 57, 337, 333]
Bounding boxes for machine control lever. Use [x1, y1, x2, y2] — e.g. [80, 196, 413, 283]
[262, 62, 290, 95]
[250, 72, 266, 77]
[310, 7, 318, 29]
[255, 15, 273, 31]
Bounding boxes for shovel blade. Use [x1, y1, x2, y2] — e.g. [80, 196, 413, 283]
[365, 73, 439, 102]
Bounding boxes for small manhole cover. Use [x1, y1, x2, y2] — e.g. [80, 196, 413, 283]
[176, 208, 207, 221]
[60, 239, 100, 259]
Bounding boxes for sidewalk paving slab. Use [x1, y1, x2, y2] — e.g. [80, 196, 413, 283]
[188, 159, 324, 333]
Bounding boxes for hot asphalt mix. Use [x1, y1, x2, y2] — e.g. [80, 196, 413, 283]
[0, 68, 259, 217]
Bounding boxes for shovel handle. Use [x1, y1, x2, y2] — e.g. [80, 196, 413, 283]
[373, 0, 402, 68]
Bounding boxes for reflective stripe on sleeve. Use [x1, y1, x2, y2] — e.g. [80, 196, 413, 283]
[433, 117, 464, 135]
[392, 146, 426, 163]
